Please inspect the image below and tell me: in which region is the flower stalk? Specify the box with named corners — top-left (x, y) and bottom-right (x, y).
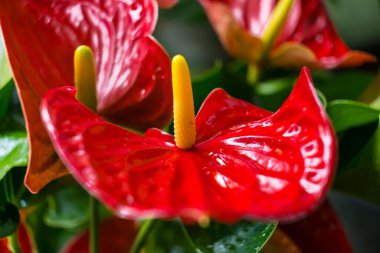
top-left (130, 219), bottom-right (157, 253)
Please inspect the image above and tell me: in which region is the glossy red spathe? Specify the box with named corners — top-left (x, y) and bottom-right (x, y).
top-left (41, 68), bottom-right (336, 222)
top-left (199, 0), bottom-right (376, 69)
top-left (0, 0), bottom-right (172, 193)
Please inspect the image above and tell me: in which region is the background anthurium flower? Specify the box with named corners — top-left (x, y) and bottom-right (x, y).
top-left (0, 0), bottom-right (172, 193)
top-left (40, 67), bottom-right (336, 222)
top-left (198, 0), bottom-right (376, 69)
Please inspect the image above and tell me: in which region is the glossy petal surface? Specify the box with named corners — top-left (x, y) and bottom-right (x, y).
top-left (0, 0), bottom-right (172, 192)
top-left (41, 68), bottom-right (336, 222)
top-left (281, 200), bottom-right (353, 253)
top-left (199, 0), bottom-right (375, 68)
top-left (61, 217), bottom-right (137, 253)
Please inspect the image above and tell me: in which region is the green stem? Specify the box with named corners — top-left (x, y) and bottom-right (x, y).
top-left (130, 219), bottom-right (157, 253)
top-left (89, 197), bottom-right (99, 253)
top-left (15, 185), bottom-right (26, 204)
top-left (178, 222), bottom-right (205, 253)
top-left (4, 172), bottom-right (22, 253)
top-left (247, 63), bottom-right (261, 86)
top-left (7, 172), bottom-right (16, 204)
top-left (2, 176), bottom-right (10, 202)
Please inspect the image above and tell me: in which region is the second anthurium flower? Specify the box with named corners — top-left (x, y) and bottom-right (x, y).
top-left (41, 55), bottom-right (337, 222)
top-left (198, 0), bottom-right (376, 69)
top-left (0, 0), bottom-right (172, 193)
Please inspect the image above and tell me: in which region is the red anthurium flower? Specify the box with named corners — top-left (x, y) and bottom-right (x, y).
top-left (198, 0), bottom-right (375, 69)
top-left (40, 55), bottom-right (336, 222)
top-left (281, 200), bottom-right (353, 253)
top-left (0, 0), bottom-right (172, 193)
top-left (61, 217), bottom-right (137, 253)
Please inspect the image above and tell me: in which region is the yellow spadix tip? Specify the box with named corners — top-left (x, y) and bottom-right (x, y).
top-left (74, 45), bottom-right (97, 111)
top-left (172, 55), bottom-right (196, 149)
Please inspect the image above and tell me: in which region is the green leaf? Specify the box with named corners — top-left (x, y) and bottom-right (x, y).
top-left (0, 81), bottom-right (13, 121)
top-left (0, 203), bottom-right (20, 238)
top-left (192, 61), bottom-right (225, 111)
top-left (0, 96), bottom-right (28, 181)
top-left (0, 131), bottom-right (28, 181)
top-left (333, 119), bottom-right (380, 207)
top-left (144, 220), bottom-right (196, 253)
top-left (327, 100), bottom-right (380, 132)
top-left (44, 185), bottom-right (90, 229)
top-left (26, 202), bottom-right (81, 253)
top-left (0, 32), bottom-right (13, 90)
top-left (187, 221), bottom-right (277, 253)
top-left (144, 215), bottom-right (276, 253)
top-left (328, 101), bottom-right (380, 207)
top-left (251, 69), bottom-right (373, 112)
top-left (253, 75), bottom-right (295, 111)
top-left (316, 89), bottom-right (328, 108)
top-left (192, 61), bottom-right (252, 112)
top-left (312, 70), bottom-right (375, 101)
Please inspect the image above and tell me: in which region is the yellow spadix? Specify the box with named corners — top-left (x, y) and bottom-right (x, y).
top-left (172, 55), bottom-right (196, 149)
top-left (74, 45), bottom-right (97, 111)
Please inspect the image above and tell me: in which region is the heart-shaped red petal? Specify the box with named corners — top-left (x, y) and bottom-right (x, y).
top-left (41, 68), bottom-right (336, 222)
